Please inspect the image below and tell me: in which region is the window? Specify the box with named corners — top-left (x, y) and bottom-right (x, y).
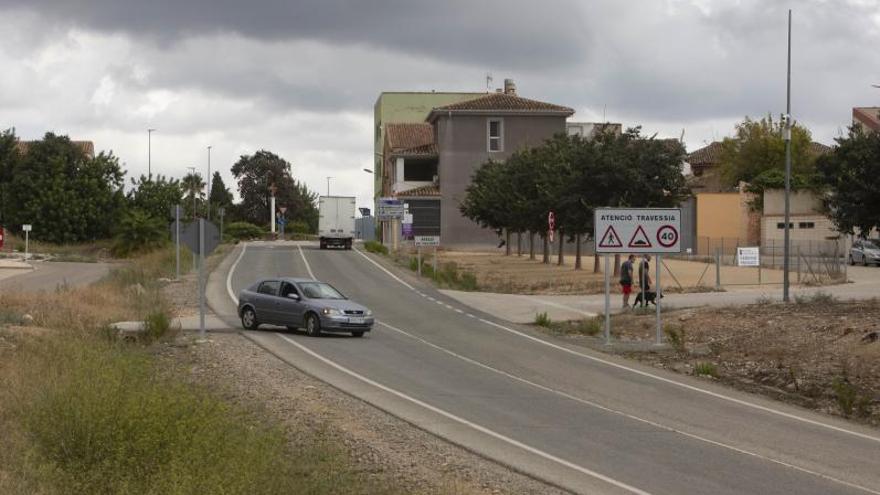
top-left (257, 280), bottom-right (280, 296)
top-left (488, 119), bottom-right (503, 152)
top-left (403, 159), bottom-right (437, 181)
top-left (776, 222), bottom-right (793, 229)
top-left (280, 282), bottom-right (299, 298)
top-left (798, 222), bottom-right (815, 229)
top-left (299, 282), bottom-right (346, 300)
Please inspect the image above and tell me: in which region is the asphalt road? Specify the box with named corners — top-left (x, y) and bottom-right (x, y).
top-left (210, 241), bottom-right (880, 495)
top-left (0, 261), bottom-right (110, 292)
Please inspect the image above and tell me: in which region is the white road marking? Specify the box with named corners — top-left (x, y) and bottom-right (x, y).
top-left (226, 242), bottom-right (248, 304)
top-left (275, 332), bottom-right (651, 495)
top-left (297, 243), bottom-right (317, 279)
top-left (530, 297), bottom-right (597, 318)
top-left (352, 246), bottom-right (417, 290)
top-left (351, 244), bottom-right (880, 445)
top-left (455, 309), bottom-right (464, 314)
top-left (377, 320), bottom-right (880, 495)
top-left (229, 242), bottom-right (880, 495)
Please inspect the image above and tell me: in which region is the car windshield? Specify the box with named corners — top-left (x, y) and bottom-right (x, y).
top-left (299, 282), bottom-right (346, 300)
top-left (864, 240), bottom-right (879, 250)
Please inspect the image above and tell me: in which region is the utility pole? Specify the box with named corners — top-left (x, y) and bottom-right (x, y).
top-left (783, 9), bottom-right (793, 303)
top-left (326, 176), bottom-right (333, 196)
top-left (187, 166), bottom-right (198, 269)
top-left (147, 128), bottom-right (156, 177)
top-left (206, 145), bottom-right (212, 221)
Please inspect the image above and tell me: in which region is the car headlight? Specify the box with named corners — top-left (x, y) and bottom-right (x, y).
top-left (321, 308), bottom-right (342, 316)
top-left (365, 309), bottom-right (373, 316)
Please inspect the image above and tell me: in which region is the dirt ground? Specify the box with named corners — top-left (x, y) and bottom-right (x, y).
top-left (556, 298), bottom-right (880, 426)
top-left (435, 250), bottom-right (841, 294)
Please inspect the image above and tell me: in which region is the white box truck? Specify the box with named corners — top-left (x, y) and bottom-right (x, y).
top-left (318, 196), bottom-right (356, 250)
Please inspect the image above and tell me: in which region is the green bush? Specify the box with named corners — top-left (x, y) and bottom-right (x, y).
top-left (534, 312), bottom-right (552, 327)
top-left (224, 221), bottom-right (265, 240)
top-left (288, 220), bottom-right (311, 234)
top-left (142, 309), bottom-right (174, 342)
top-left (664, 325), bottom-right (688, 354)
top-left (694, 362), bottom-right (719, 378)
top-left (111, 209), bottom-right (169, 258)
top-left (363, 241), bottom-right (388, 255)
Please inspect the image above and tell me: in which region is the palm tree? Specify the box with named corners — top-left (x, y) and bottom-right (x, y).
top-left (181, 172), bottom-right (205, 219)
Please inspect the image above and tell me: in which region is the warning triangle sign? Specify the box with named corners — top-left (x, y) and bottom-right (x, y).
top-left (598, 225), bottom-right (623, 248)
top-left (627, 225), bottom-right (652, 248)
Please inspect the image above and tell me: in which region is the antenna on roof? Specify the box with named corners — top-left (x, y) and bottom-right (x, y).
top-left (680, 128), bottom-right (685, 142)
top-left (486, 73), bottom-right (493, 92)
top-left (603, 104), bottom-right (607, 122)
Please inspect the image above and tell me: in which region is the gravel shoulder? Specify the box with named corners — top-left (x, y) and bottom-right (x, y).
top-left (161, 245), bottom-right (568, 495)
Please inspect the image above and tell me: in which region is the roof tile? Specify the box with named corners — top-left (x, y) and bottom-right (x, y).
top-left (432, 92), bottom-right (574, 114)
top-left (394, 185), bottom-right (440, 198)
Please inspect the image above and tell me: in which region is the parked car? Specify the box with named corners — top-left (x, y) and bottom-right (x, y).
top-left (238, 277), bottom-right (374, 337)
top-left (849, 239), bottom-right (880, 266)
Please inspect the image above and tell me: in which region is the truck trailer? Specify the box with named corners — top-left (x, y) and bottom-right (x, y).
top-left (318, 196), bottom-right (356, 249)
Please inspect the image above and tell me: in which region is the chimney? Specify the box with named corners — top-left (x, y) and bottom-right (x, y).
top-left (503, 78), bottom-right (516, 95)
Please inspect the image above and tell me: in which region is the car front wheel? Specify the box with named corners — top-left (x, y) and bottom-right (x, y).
top-left (305, 313), bottom-right (322, 337)
top-left (849, 255), bottom-right (855, 266)
top-left (241, 307), bottom-right (259, 330)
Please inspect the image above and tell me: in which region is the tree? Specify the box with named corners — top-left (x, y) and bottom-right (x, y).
top-left (816, 125), bottom-right (880, 237)
top-left (3, 133), bottom-right (125, 243)
top-left (0, 128), bottom-right (21, 224)
top-left (208, 171), bottom-right (233, 219)
top-left (127, 174), bottom-right (183, 222)
top-left (718, 115), bottom-right (816, 187)
top-left (230, 150), bottom-right (319, 232)
top-left (111, 209), bottom-right (169, 257)
top-left (181, 172), bottom-right (205, 219)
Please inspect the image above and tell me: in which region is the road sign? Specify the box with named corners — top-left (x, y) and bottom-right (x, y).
top-left (377, 197), bottom-right (405, 220)
top-left (594, 208), bottom-right (681, 254)
top-left (279, 206), bottom-right (287, 214)
top-left (22, 224), bottom-right (32, 232)
top-left (737, 247), bottom-right (760, 267)
top-left (180, 220), bottom-right (220, 255)
top-left (414, 235), bottom-right (440, 247)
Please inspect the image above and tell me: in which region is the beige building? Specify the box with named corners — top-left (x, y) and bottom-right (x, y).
top-left (695, 190), bottom-right (758, 253)
top-left (853, 107), bottom-right (880, 134)
top-left (760, 190), bottom-right (843, 255)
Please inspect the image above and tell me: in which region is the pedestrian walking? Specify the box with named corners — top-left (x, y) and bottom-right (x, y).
top-left (638, 254), bottom-right (652, 307)
top-left (619, 254), bottom-right (635, 308)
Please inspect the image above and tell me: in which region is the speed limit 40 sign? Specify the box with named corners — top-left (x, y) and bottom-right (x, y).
top-left (594, 208), bottom-right (681, 254)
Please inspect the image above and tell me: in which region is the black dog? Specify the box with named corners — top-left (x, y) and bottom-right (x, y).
top-left (632, 290), bottom-right (663, 307)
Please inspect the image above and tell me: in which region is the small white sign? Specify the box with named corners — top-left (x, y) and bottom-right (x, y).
top-left (737, 247), bottom-right (760, 267)
top-left (22, 224), bottom-right (32, 232)
top-left (594, 208), bottom-right (681, 254)
top-left (414, 235), bottom-right (440, 247)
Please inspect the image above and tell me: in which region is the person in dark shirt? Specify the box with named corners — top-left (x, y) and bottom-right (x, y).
top-left (619, 254), bottom-right (635, 308)
top-left (638, 254), bottom-right (652, 307)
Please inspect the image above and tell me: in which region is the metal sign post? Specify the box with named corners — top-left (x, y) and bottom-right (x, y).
top-left (656, 254), bottom-right (662, 345)
top-left (417, 247), bottom-right (422, 276)
top-left (603, 254), bottom-right (610, 345)
top-left (199, 219), bottom-right (206, 336)
top-left (22, 224), bottom-right (32, 260)
top-left (175, 205), bottom-right (181, 279)
top-left (594, 208), bottom-right (681, 346)
top-left (219, 207), bottom-right (225, 242)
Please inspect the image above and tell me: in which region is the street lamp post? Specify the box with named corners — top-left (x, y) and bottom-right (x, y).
top-left (206, 145), bottom-right (212, 221)
top-left (187, 166), bottom-right (197, 269)
top-left (326, 176), bottom-right (333, 196)
top-left (783, 9), bottom-right (793, 303)
top-left (148, 128), bottom-right (156, 177)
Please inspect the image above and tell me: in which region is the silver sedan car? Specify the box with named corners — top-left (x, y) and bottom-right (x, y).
top-left (238, 277), bottom-right (374, 337)
top-left (850, 239), bottom-right (880, 266)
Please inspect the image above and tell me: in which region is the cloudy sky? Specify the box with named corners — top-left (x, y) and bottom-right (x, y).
top-left (1, 0), bottom-right (878, 209)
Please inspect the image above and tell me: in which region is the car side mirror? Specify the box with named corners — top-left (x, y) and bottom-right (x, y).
top-left (287, 293), bottom-right (300, 300)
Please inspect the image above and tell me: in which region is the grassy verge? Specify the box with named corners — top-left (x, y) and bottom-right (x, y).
top-left (361, 242), bottom-right (479, 291)
top-left (0, 245), bottom-right (400, 494)
top-left (1, 234), bottom-right (112, 262)
top-left (532, 312), bottom-right (603, 337)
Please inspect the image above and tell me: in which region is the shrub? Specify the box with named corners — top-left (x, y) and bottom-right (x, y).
top-left (664, 325), bottom-right (688, 354)
top-left (288, 220), bottom-right (311, 234)
top-left (534, 312), bottom-right (552, 327)
top-left (832, 377), bottom-right (857, 417)
top-left (224, 221), bottom-right (264, 241)
top-left (142, 309), bottom-right (174, 342)
top-left (363, 241), bottom-right (388, 255)
top-left (111, 209), bottom-right (169, 258)
top-left (694, 362), bottom-right (719, 378)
